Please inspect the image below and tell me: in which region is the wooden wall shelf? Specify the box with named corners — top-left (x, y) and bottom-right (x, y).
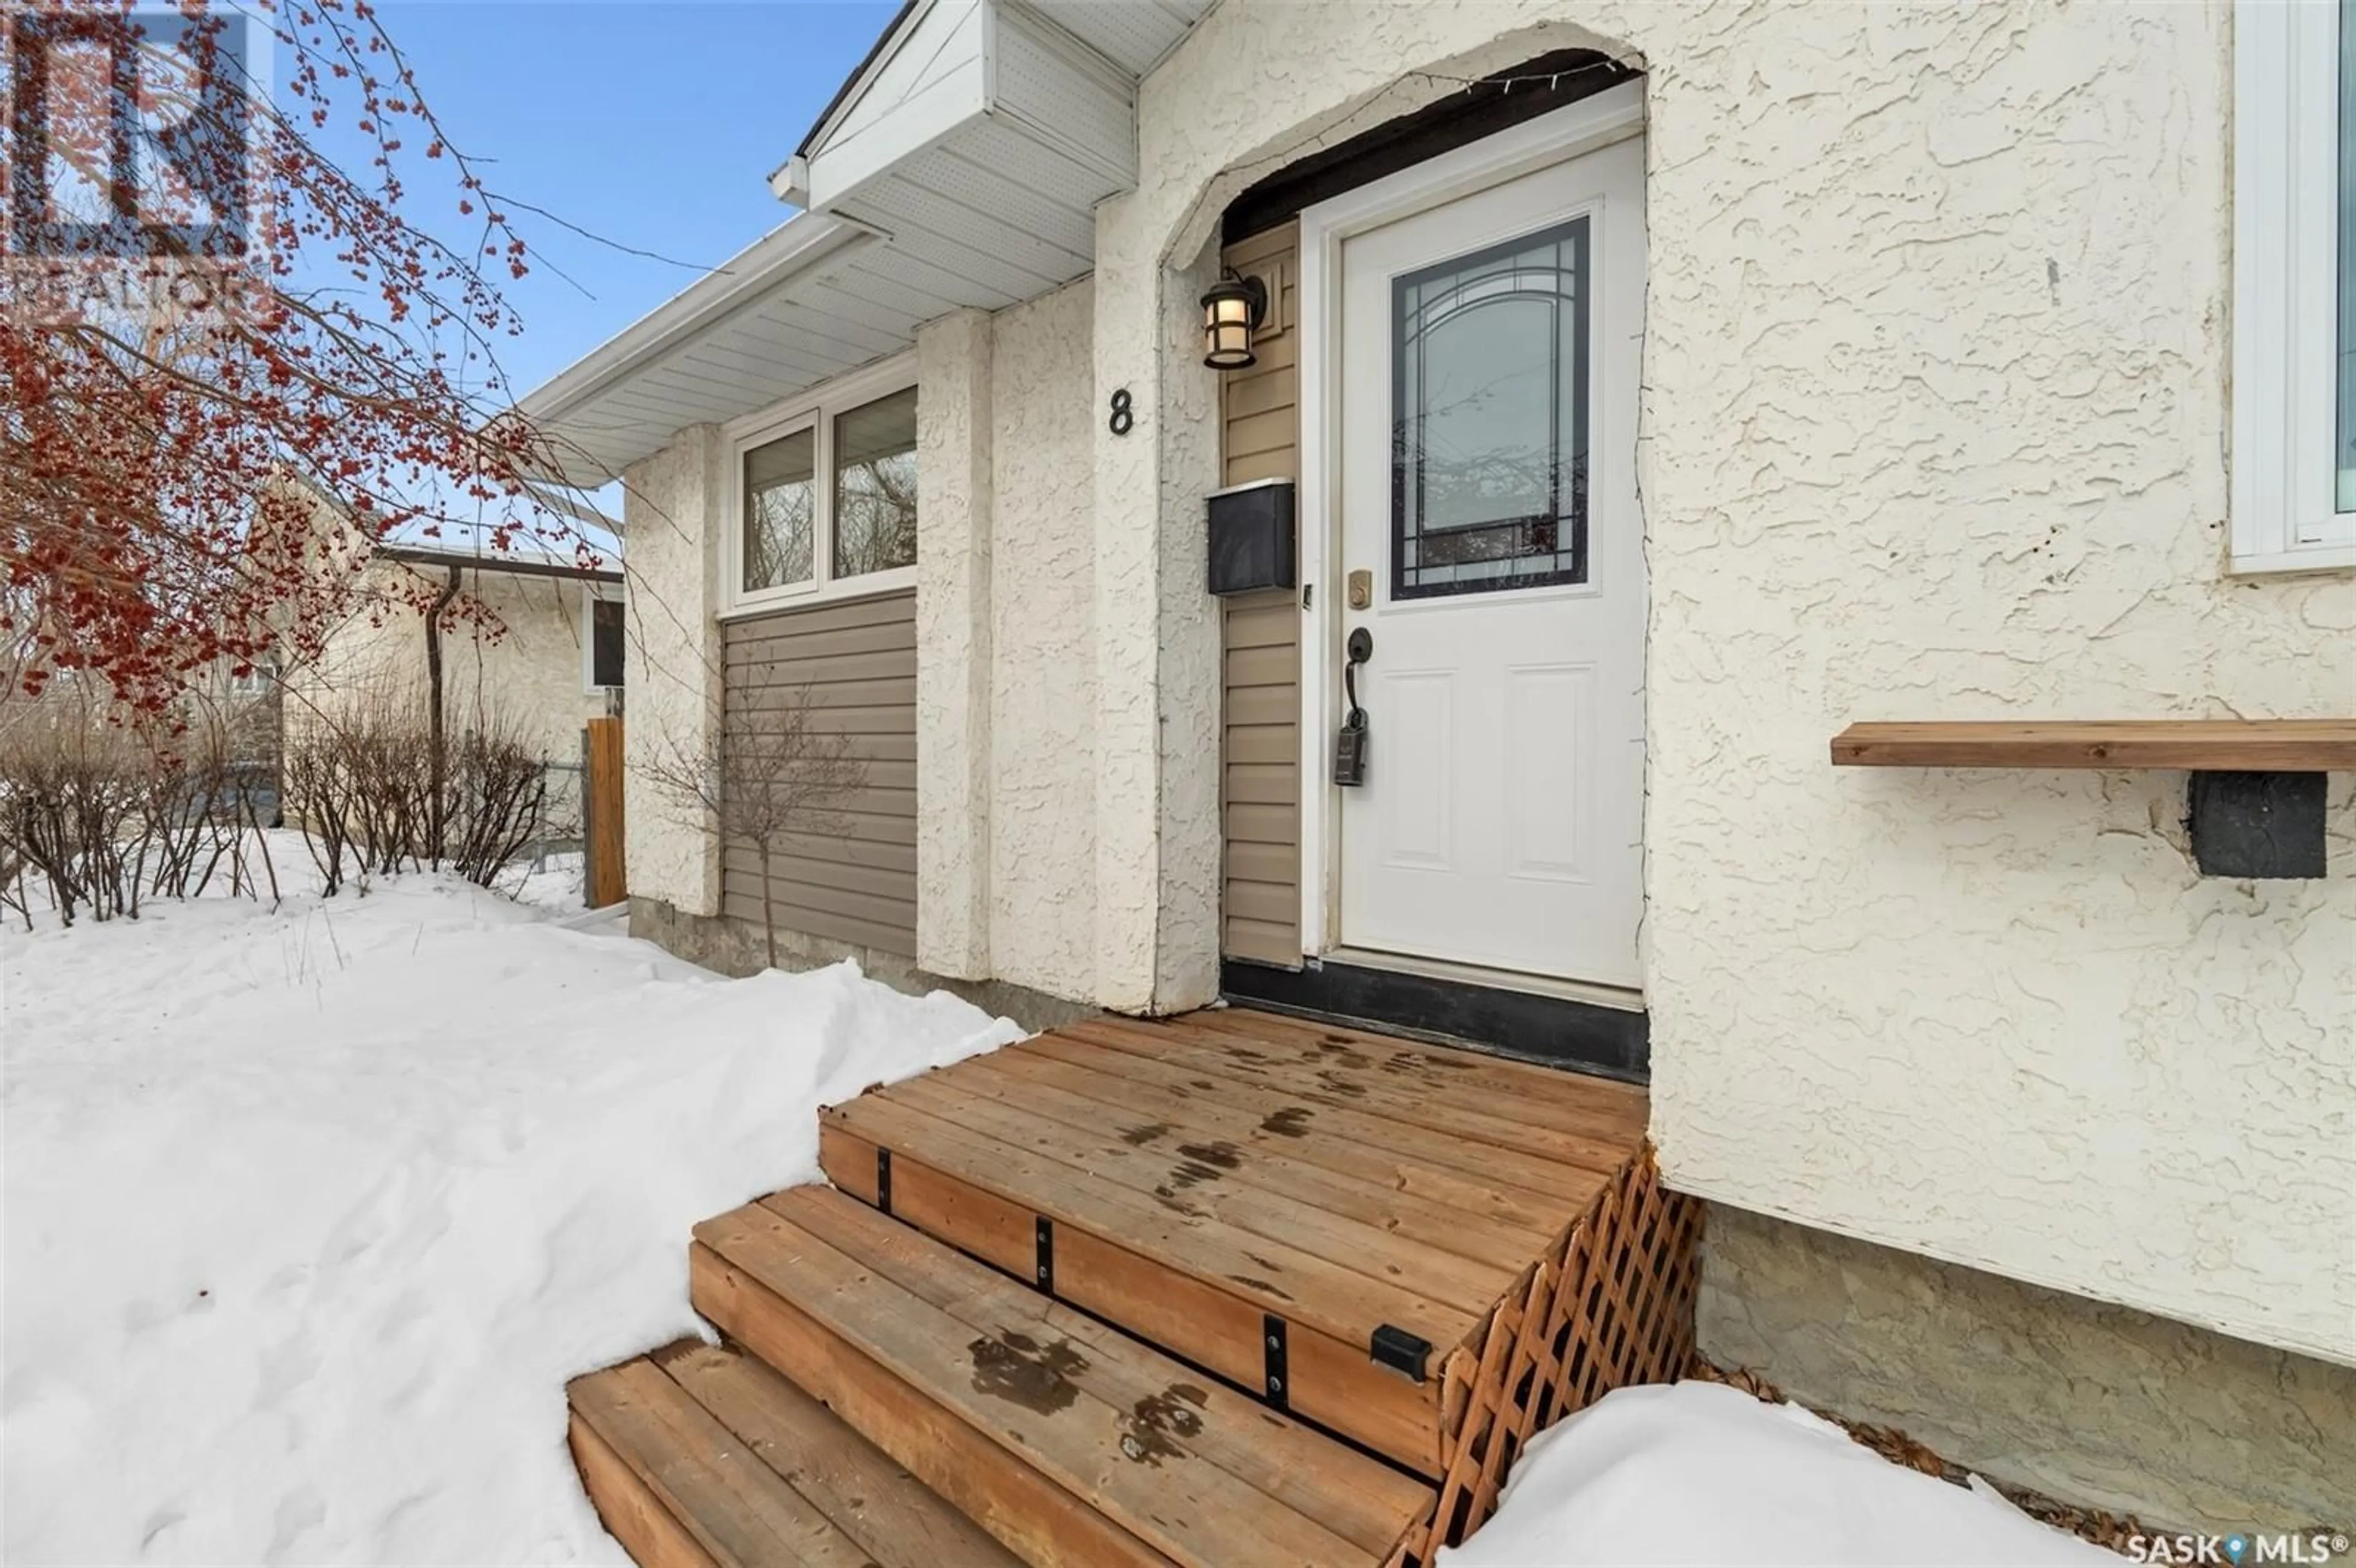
top-left (1830, 720), bottom-right (2356, 773)
top-left (1830, 720), bottom-right (2351, 878)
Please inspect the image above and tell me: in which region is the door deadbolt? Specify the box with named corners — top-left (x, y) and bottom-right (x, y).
top-left (1346, 569), bottom-right (1372, 610)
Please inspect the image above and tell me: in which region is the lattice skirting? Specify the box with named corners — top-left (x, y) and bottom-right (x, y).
top-left (1387, 1145), bottom-right (1704, 1567)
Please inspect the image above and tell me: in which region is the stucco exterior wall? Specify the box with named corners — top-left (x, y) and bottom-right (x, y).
top-left (1086, 213), bottom-right (1226, 1015)
top-left (914, 309), bottom-right (995, 979)
top-left (1104, 0), bottom-right (2356, 1362)
top-left (985, 279), bottom-right (1101, 997)
top-left (439, 571), bottom-right (610, 767)
top-left (287, 559), bottom-right (609, 774)
top-left (620, 426), bottom-right (726, 916)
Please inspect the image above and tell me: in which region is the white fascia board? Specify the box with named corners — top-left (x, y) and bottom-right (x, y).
top-left (798, 0), bottom-right (1145, 215)
top-left (516, 215), bottom-right (873, 430)
top-left (802, 0), bottom-right (990, 213)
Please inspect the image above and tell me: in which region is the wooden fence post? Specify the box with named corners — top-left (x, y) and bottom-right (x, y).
top-left (585, 716), bottom-right (627, 909)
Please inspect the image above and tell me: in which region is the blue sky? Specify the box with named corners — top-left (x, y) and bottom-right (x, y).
top-left (314, 1), bottom-right (898, 404)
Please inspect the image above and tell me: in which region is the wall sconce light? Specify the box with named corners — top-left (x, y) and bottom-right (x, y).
top-left (1201, 270), bottom-right (1269, 371)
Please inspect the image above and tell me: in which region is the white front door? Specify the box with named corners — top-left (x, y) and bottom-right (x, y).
top-left (1331, 134), bottom-right (1646, 990)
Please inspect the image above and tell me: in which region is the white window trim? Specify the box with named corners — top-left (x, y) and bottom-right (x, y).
top-left (2231, 0), bottom-right (2356, 574)
top-left (582, 582), bottom-right (623, 693)
top-left (722, 353), bottom-right (920, 617)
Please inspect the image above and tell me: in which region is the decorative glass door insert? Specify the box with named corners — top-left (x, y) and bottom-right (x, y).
top-left (1390, 217), bottom-right (1590, 599)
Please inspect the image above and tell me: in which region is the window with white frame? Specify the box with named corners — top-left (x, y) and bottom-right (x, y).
top-left (730, 364), bottom-right (918, 611)
top-left (2233, 0), bottom-right (2356, 572)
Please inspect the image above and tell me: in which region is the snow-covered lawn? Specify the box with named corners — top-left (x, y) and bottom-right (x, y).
top-left (2, 845), bottom-right (1021, 1564)
top-left (1443, 1380), bottom-right (2119, 1566)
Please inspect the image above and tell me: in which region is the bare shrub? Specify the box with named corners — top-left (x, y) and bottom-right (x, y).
top-left (0, 694), bottom-right (145, 924)
top-left (641, 674), bottom-right (867, 972)
top-left (282, 719), bottom-right (360, 897)
top-left (444, 728), bottom-right (549, 886)
top-left (134, 704), bottom-right (281, 907)
top-left (0, 686), bottom-right (277, 924)
top-left (281, 682), bottom-right (549, 893)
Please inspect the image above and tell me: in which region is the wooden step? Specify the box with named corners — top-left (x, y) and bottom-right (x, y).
top-left (690, 1183), bottom-right (1436, 1568)
top-left (568, 1339), bottom-right (1023, 1568)
top-left (817, 1009), bottom-right (1655, 1476)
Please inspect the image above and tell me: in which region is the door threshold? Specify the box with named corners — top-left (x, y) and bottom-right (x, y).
top-left (1322, 946), bottom-right (1644, 1013)
top-left (1220, 954), bottom-right (1649, 1082)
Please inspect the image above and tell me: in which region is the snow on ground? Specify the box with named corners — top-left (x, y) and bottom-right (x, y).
top-left (496, 848), bottom-right (588, 916)
top-left (1441, 1380), bottom-right (2120, 1567)
top-left (2, 838), bottom-right (1023, 1564)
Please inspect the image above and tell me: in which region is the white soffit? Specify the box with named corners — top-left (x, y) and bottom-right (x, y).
top-left (521, 0), bottom-right (1213, 486)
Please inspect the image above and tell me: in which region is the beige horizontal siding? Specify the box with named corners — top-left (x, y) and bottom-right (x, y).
top-left (720, 590), bottom-right (917, 957)
top-left (1218, 221), bottom-right (1307, 970)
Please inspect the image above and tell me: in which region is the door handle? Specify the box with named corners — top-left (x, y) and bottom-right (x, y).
top-left (1334, 629), bottom-right (1372, 787)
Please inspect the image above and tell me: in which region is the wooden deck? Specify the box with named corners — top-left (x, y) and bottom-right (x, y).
top-left (572, 1006), bottom-right (1703, 1567)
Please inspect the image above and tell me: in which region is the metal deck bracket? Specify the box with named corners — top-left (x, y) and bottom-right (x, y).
top-left (1263, 1313), bottom-right (1289, 1409)
top-left (1034, 1215), bottom-right (1055, 1293)
top-left (1371, 1323), bottom-right (1433, 1383)
top-left (875, 1147), bottom-right (893, 1215)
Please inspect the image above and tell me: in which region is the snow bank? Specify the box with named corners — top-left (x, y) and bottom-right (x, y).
top-left (1439, 1381), bottom-right (2120, 1567)
top-left (2, 858), bottom-right (1023, 1564)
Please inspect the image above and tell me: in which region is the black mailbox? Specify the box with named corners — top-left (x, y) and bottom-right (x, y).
top-left (1206, 478), bottom-right (1296, 596)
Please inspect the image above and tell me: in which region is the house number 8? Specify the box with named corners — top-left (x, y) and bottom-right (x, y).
top-left (1107, 388), bottom-right (1134, 436)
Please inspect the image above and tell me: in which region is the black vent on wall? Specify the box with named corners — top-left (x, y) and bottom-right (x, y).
top-left (1221, 49), bottom-right (1639, 245)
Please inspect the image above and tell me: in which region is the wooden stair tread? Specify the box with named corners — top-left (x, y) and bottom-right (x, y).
top-left (569, 1350), bottom-right (995, 1567)
top-left (1016, 1029), bottom-right (1612, 1198)
top-left (1169, 1009), bottom-right (1651, 1127)
top-left (1169, 1005), bottom-right (1650, 1102)
top-left (824, 1086), bottom-right (1485, 1352)
top-left (1072, 1017), bottom-right (1644, 1168)
top-left (693, 1185), bottom-right (1434, 1568)
top-left (932, 1050), bottom-right (1551, 1270)
top-left (962, 1045), bottom-right (1576, 1239)
top-left (650, 1340), bottom-right (1028, 1566)
top-left (877, 1068), bottom-right (1525, 1306)
top-left (569, 1412), bottom-right (721, 1568)
top-left (761, 1185), bottom-right (1437, 1547)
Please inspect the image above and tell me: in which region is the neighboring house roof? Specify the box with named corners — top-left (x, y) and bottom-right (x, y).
top-left (518, 0), bottom-right (1214, 485)
top-left (377, 542), bottom-right (622, 587)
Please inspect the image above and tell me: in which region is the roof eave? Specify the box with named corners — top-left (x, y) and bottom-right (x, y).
top-left (516, 215), bottom-right (871, 432)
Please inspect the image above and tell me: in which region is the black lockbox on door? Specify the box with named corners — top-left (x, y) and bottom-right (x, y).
top-left (1206, 478), bottom-right (1296, 595)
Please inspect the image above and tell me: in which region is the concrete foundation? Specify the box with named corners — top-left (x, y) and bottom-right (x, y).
top-left (1698, 1202), bottom-right (2356, 1534)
